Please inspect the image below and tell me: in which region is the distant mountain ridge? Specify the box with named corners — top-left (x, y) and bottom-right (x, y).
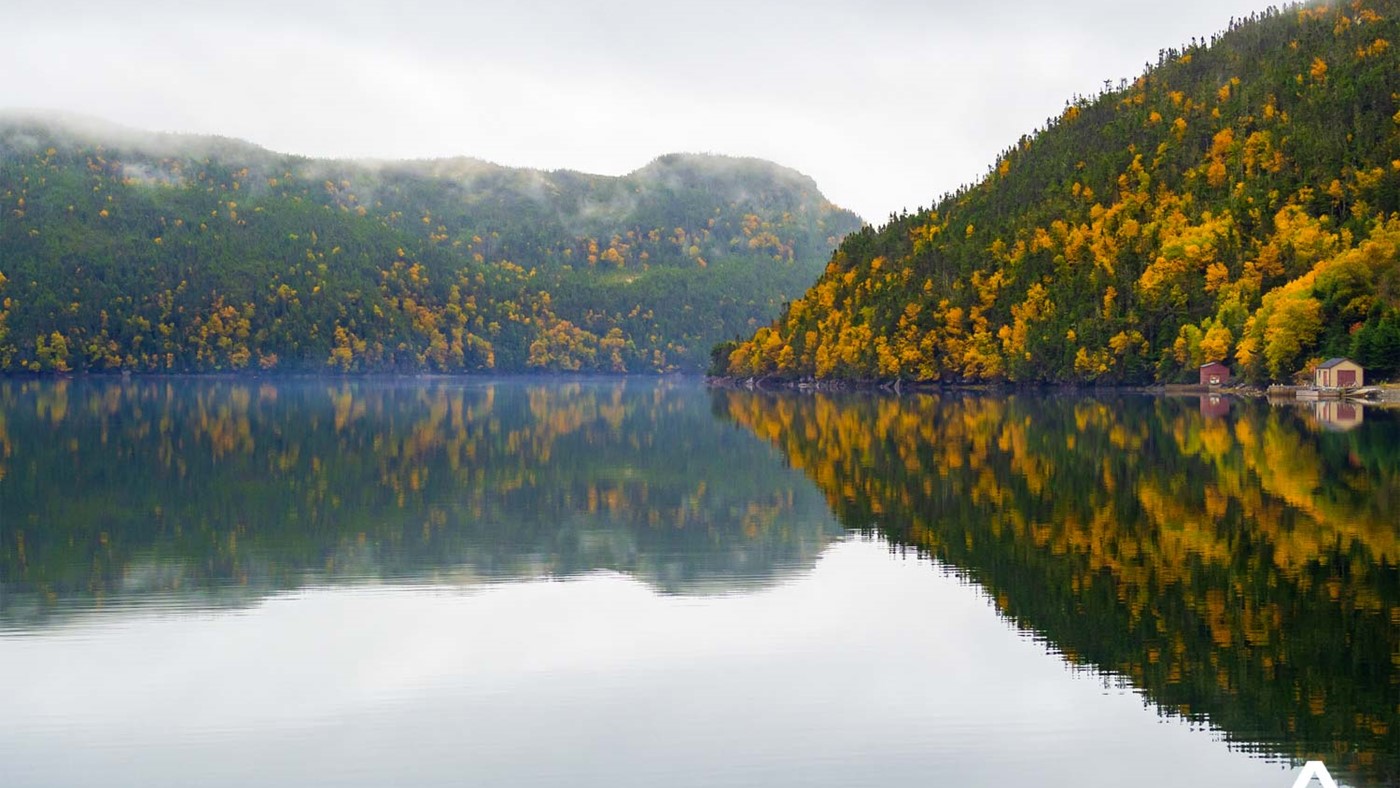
top-left (0, 111), bottom-right (861, 373)
top-left (718, 0), bottom-right (1400, 384)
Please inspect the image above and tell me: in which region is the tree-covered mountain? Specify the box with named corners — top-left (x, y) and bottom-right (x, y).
top-left (0, 114), bottom-right (861, 373)
top-left (718, 0), bottom-right (1400, 384)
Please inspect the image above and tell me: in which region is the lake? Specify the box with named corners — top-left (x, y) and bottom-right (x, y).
top-left (0, 378), bottom-right (1395, 787)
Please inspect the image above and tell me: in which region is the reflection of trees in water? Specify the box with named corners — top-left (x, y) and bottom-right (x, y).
top-left (0, 379), bottom-right (842, 623)
top-left (717, 390), bottom-right (1400, 787)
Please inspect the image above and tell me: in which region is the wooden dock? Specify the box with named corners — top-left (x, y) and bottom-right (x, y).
top-left (1295, 386), bottom-right (1379, 400)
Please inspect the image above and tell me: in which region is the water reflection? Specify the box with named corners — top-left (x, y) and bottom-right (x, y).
top-left (1310, 399), bottom-right (1366, 432)
top-left (716, 390), bottom-right (1400, 787)
top-left (0, 378), bottom-right (843, 627)
top-left (0, 539), bottom-right (1295, 788)
top-left (3, 379), bottom-right (1396, 786)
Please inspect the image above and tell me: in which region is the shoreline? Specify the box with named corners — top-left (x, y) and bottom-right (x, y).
top-left (704, 375), bottom-right (1272, 398)
top-left (705, 375), bottom-right (1400, 404)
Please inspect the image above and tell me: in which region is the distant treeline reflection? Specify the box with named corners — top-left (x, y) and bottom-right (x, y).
top-left (0, 379), bottom-right (841, 622)
top-left (715, 389), bottom-right (1399, 786)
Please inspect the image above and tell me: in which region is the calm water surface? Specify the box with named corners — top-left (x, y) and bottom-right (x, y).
top-left (0, 379), bottom-right (1395, 787)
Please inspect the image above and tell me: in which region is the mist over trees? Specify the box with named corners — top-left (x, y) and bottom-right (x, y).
top-left (0, 114), bottom-right (861, 374)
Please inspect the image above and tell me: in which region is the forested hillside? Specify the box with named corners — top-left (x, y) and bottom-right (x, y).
top-left (719, 0), bottom-right (1400, 384)
top-left (0, 115), bottom-right (860, 373)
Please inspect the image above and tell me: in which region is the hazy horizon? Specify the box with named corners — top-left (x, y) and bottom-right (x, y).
top-left (8, 0), bottom-right (1281, 222)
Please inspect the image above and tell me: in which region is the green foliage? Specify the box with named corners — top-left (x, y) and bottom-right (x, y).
top-left (1351, 304), bottom-right (1400, 374)
top-left (723, 0), bottom-right (1400, 384)
top-left (0, 118), bottom-right (861, 373)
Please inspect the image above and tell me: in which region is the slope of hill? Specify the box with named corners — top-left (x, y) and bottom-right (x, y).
top-left (718, 0), bottom-right (1400, 384)
top-left (0, 114), bottom-right (861, 373)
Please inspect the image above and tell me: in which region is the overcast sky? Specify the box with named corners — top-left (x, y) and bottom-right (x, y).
top-left (6, 0), bottom-right (1278, 222)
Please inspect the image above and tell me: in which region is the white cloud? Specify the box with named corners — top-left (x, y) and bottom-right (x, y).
top-left (5, 0), bottom-right (1277, 222)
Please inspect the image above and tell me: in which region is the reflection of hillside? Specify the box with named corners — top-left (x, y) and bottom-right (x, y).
top-left (716, 390), bottom-right (1400, 787)
top-left (0, 379), bottom-right (842, 627)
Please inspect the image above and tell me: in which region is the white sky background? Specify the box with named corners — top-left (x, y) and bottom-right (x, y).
top-left (6, 0), bottom-right (1279, 223)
